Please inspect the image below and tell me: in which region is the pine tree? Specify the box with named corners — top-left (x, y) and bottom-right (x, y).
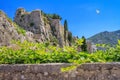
top-left (64, 20), bottom-right (68, 43)
top-left (68, 31), bottom-right (73, 46)
top-left (81, 36), bottom-right (87, 51)
top-left (68, 31), bottom-right (72, 42)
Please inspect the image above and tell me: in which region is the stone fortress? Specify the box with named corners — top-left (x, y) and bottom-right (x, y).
top-left (0, 8), bottom-right (71, 47)
top-left (0, 8), bottom-right (97, 52)
top-left (14, 8), bottom-right (66, 47)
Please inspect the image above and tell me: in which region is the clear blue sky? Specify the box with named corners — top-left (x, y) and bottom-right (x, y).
top-left (0, 0), bottom-right (120, 38)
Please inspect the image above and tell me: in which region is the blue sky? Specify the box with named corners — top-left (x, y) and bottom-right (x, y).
top-left (0, 0), bottom-right (120, 38)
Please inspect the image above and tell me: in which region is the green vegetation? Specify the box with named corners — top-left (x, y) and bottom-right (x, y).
top-left (88, 30), bottom-right (120, 46)
top-left (43, 16), bottom-right (49, 25)
top-left (0, 39), bottom-right (120, 64)
top-left (52, 14), bottom-right (62, 20)
top-left (4, 13), bottom-right (26, 36)
top-left (0, 10), bottom-right (2, 14)
top-left (63, 20), bottom-right (73, 45)
top-left (7, 17), bottom-right (13, 24)
top-left (81, 36), bottom-right (87, 52)
top-left (18, 10), bottom-right (21, 14)
top-left (13, 23), bottom-right (26, 36)
top-left (64, 20), bottom-right (68, 43)
top-left (68, 31), bottom-right (73, 44)
top-left (41, 11), bottom-right (62, 25)
top-left (41, 11), bottom-right (62, 20)
top-left (1, 10), bottom-right (120, 65)
top-left (50, 36), bottom-right (58, 46)
top-left (5, 14), bottom-right (13, 24)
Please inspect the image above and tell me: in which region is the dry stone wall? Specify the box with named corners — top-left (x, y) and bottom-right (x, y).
top-left (0, 63), bottom-right (120, 80)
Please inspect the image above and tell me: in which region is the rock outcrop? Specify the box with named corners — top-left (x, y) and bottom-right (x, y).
top-left (14, 8), bottom-right (66, 47)
top-left (0, 8), bottom-right (72, 47)
top-left (14, 8), bottom-right (49, 42)
top-left (50, 19), bottom-right (64, 47)
top-left (0, 10), bottom-right (24, 46)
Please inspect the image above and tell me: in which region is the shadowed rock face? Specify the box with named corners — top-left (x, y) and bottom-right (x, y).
top-left (14, 8), bottom-right (65, 47)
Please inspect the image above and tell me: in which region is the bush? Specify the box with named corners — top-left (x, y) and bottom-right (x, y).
top-left (13, 23), bottom-right (26, 36)
top-left (0, 40), bottom-right (120, 64)
top-left (41, 11), bottom-right (62, 20)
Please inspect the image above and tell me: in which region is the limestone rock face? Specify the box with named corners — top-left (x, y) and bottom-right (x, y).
top-left (50, 19), bottom-right (64, 47)
top-left (14, 8), bottom-right (65, 47)
top-left (0, 11), bottom-right (20, 46)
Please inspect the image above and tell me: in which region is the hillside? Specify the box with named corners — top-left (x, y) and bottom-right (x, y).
top-left (88, 30), bottom-right (120, 45)
top-left (0, 8), bottom-right (73, 47)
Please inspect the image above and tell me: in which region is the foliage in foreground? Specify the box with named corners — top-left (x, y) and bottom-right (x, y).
top-left (0, 40), bottom-right (120, 64)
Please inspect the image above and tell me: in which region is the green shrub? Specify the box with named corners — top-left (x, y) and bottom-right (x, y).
top-left (0, 40), bottom-right (120, 64)
top-left (13, 23), bottom-right (26, 36)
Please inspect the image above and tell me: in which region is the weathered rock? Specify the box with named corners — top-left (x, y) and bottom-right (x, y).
top-left (14, 8), bottom-right (48, 42)
top-left (0, 10), bottom-right (20, 46)
top-left (14, 8), bottom-right (66, 47)
top-left (0, 8), bottom-right (72, 47)
top-left (50, 19), bottom-right (64, 47)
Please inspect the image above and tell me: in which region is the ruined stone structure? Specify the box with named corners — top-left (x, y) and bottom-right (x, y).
top-left (14, 8), bottom-right (65, 47)
top-left (0, 63), bottom-right (120, 80)
top-left (0, 8), bottom-right (96, 50)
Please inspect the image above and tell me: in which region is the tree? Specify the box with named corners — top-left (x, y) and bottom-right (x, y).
top-left (68, 31), bottom-right (72, 45)
top-left (52, 14), bottom-right (62, 20)
top-left (64, 20), bottom-right (68, 43)
top-left (81, 36), bottom-right (87, 51)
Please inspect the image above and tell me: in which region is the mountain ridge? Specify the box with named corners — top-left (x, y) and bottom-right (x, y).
top-left (88, 30), bottom-right (120, 45)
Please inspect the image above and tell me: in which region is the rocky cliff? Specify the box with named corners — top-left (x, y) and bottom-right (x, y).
top-left (0, 10), bottom-right (25, 46)
top-left (14, 8), bottom-right (66, 47)
top-left (0, 8), bottom-right (71, 47)
top-left (14, 8), bottom-right (48, 42)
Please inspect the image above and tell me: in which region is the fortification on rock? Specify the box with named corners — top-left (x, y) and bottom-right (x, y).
top-left (14, 8), bottom-right (66, 47)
